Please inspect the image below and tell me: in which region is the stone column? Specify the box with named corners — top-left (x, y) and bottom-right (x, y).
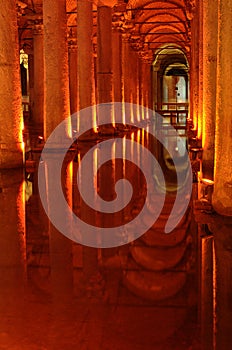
top-left (77, 0), bottom-right (95, 135)
top-left (43, 0), bottom-right (73, 312)
top-left (157, 72), bottom-right (163, 110)
top-left (0, 0), bottom-right (23, 168)
top-left (43, 0), bottom-right (71, 141)
top-left (28, 53), bottom-right (34, 121)
top-left (139, 55), bottom-right (152, 118)
top-left (212, 0), bottom-right (232, 216)
top-left (68, 39), bottom-right (78, 116)
top-left (97, 2), bottom-right (116, 134)
top-left (33, 20), bottom-right (44, 134)
top-left (112, 29), bottom-right (122, 103)
top-left (202, 0), bottom-right (218, 180)
top-left (197, 0), bottom-right (203, 139)
top-left (189, 3), bottom-right (199, 130)
top-left (122, 35), bottom-right (131, 106)
top-left (112, 28), bottom-right (124, 128)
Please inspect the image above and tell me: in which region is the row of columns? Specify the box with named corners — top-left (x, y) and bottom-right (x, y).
top-left (190, 0), bottom-right (232, 217)
top-left (0, 0), bottom-right (153, 169)
top-left (190, 2), bottom-right (232, 349)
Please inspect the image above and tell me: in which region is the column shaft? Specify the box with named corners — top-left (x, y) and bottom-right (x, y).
top-left (33, 23), bottom-right (44, 134)
top-left (122, 37), bottom-right (130, 104)
top-left (97, 5), bottom-right (114, 133)
top-left (68, 43), bottom-right (78, 115)
top-left (43, 0), bottom-right (70, 140)
top-left (202, 0), bottom-right (218, 179)
top-left (112, 30), bottom-right (122, 103)
top-left (190, 6), bottom-right (199, 130)
top-left (97, 6), bottom-right (113, 104)
top-left (77, 0), bottom-right (94, 110)
top-left (197, 0), bottom-right (203, 139)
top-left (0, 0), bottom-right (23, 168)
top-left (212, 0), bottom-right (232, 216)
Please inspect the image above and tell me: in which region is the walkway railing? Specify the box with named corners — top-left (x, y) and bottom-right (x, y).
top-left (155, 102), bottom-right (189, 130)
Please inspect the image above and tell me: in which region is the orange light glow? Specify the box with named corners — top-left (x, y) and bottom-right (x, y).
top-left (93, 148), bottom-right (98, 191)
top-left (122, 102), bottom-right (126, 125)
top-left (130, 102), bottom-right (135, 123)
top-left (93, 105), bottom-right (98, 133)
top-left (197, 114), bottom-right (202, 139)
top-left (19, 111), bottom-right (25, 152)
top-left (66, 161), bottom-right (73, 208)
top-left (67, 116), bottom-right (72, 139)
top-left (17, 180), bottom-right (26, 264)
top-left (213, 240), bottom-right (217, 350)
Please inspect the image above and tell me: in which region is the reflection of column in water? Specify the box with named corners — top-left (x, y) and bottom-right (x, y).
top-left (98, 140), bottom-right (116, 258)
top-left (0, 170), bottom-right (26, 327)
top-left (32, 159), bottom-right (49, 234)
top-left (79, 144), bottom-right (98, 283)
top-left (200, 233), bottom-right (214, 350)
top-left (72, 153), bottom-right (83, 272)
top-left (45, 158), bottom-right (73, 308)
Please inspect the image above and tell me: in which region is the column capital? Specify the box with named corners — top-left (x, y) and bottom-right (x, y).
top-left (33, 21), bottom-right (43, 36)
top-left (16, 0), bottom-right (27, 17)
top-left (68, 41), bottom-right (77, 53)
top-left (122, 32), bottom-right (132, 43)
top-left (112, 11), bottom-right (126, 31)
top-left (138, 50), bottom-right (153, 64)
top-left (186, 0), bottom-right (196, 20)
top-left (68, 28), bottom-right (77, 51)
top-left (27, 17), bottom-right (43, 35)
top-left (129, 34), bottom-right (144, 51)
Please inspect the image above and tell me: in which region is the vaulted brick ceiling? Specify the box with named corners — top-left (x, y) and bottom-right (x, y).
top-left (18, 0), bottom-right (193, 62)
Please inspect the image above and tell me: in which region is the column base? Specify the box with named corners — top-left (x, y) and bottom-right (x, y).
top-left (98, 125), bottom-right (116, 136)
top-left (202, 159), bottom-right (214, 181)
top-left (213, 187), bottom-right (232, 216)
top-left (0, 146), bottom-right (24, 169)
top-left (78, 130), bottom-right (99, 142)
top-left (212, 199), bottom-right (232, 216)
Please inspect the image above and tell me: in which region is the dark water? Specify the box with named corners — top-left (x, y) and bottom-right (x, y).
top-left (0, 127), bottom-right (201, 349)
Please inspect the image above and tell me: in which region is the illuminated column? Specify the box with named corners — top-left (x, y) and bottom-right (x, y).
top-left (77, 0), bottom-right (94, 111)
top-left (212, 0), bottom-right (232, 216)
top-left (132, 49), bottom-right (139, 107)
top-left (144, 58), bottom-right (153, 110)
top-left (97, 5), bottom-right (112, 104)
top-left (139, 53), bottom-right (152, 117)
top-left (190, 2), bottom-right (199, 129)
top-left (68, 38), bottom-right (78, 115)
top-left (197, 0), bottom-right (203, 139)
top-left (112, 29), bottom-right (122, 103)
top-left (28, 53), bottom-right (34, 120)
top-left (0, 0), bottom-right (23, 168)
top-left (140, 58), bottom-right (147, 120)
top-left (97, 3), bottom-right (115, 134)
top-left (33, 21), bottom-right (44, 134)
top-left (202, 0), bottom-right (218, 180)
top-left (77, 0), bottom-right (95, 137)
top-left (157, 72), bottom-right (163, 110)
top-left (43, 0), bottom-right (73, 309)
top-left (122, 35), bottom-right (131, 104)
top-left (43, 0), bottom-right (70, 140)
